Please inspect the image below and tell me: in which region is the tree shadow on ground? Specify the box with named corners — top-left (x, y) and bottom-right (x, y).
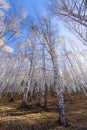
top-left (7, 103), bottom-right (59, 116)
top-left (78, 128), bottom-right (87, 130)
top-left (0, 119), bottom-right (77, 130)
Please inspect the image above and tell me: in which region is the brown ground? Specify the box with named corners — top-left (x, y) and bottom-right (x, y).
top-left (0, 93), bottom-right (87, 130)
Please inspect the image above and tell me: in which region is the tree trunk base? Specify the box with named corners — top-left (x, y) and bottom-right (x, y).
top-left (20, 101), bottom-right (28, 108)
top-left (9, 97), bottom-right (14, 102)
top-left (58, 116), bottom-right (69, 127)
top-left (37, 103), bottom-right (41, 107)
top-left (43, 104), bottom-right (48, 111)
top-left (44, 107), bottom-right (49, 111)
top-left (29, 99), bottom-right (32, 102)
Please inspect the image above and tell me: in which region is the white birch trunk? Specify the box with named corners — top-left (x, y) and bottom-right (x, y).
top-left (22, 79), bottom-right (31, 105)
top-left (22, 44), bottom-right (35, 106)
top-left (37, 81), bottom-right (42, 106)
top-left (42, 45), bottom-right (48, 110)
top-left (49, 45), bottom-right (67, 126)
top-left (10, 93), bottom-right (14, 102)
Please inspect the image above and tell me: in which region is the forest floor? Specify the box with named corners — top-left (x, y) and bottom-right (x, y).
top-left (0, 92), bottom-right (87, 130)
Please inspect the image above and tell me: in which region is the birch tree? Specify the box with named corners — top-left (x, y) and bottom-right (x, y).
top-left (42, 44), bottom-right (48, 110)
top-left (21, 40), bottom-right (36, 107)
top-left (32, 18), bottom-right (68, 126)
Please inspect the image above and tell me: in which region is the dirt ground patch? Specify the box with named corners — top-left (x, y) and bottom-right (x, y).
top-left (0, 93), bottom-right (87, 130)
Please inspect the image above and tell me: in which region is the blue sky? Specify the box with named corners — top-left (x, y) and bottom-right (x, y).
top-left (7, 0), bottom-right (86, 53)
top-left (22, 0), bottom-right (69, 35)
top-left (22, 0), bottom-right (47, 16)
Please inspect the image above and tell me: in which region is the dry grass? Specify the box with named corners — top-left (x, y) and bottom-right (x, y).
top-left (0, 93), bottom-right (87, 130)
